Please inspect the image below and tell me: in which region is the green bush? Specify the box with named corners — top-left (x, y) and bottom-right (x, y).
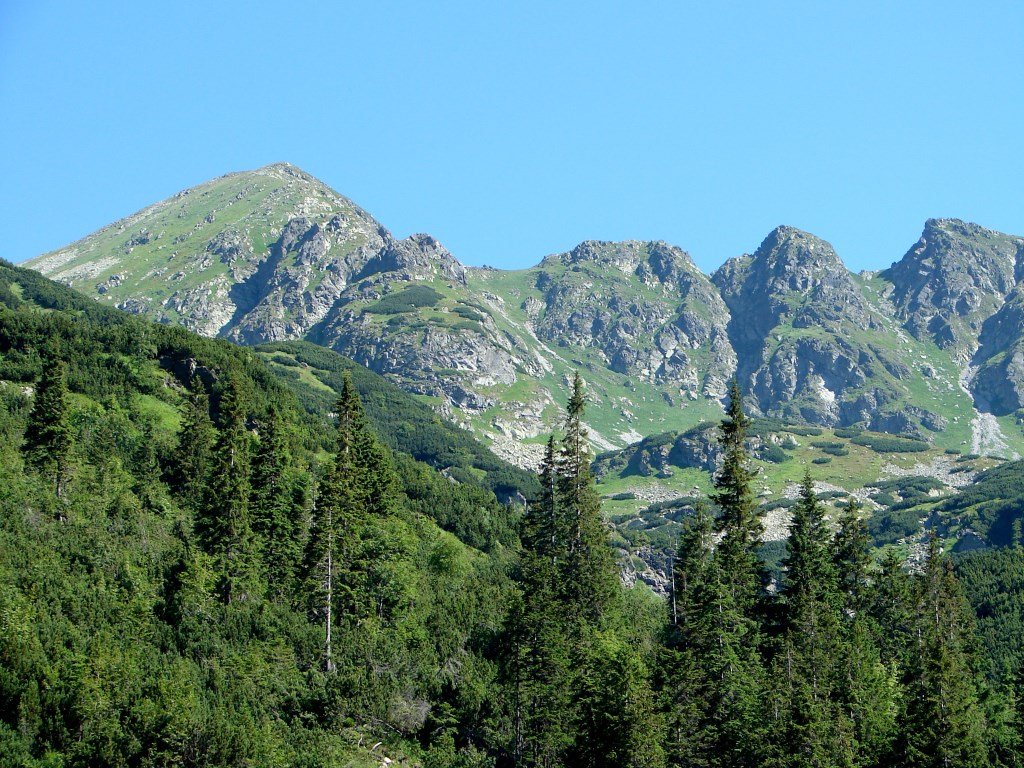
top-left (452, 305), bottom-right (486, 323)
top-left (811, 440), bottom-right (849, 456)
top-left (851, 433), bottom-right (929, 453)
top-left (759, 443), bottom-right (792, 464)
top-left (869, 508), bottom-right (922, 546)
top-left (364, 285), bottom-right (443, 314)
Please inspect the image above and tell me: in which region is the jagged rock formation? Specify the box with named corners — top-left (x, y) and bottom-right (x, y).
top-left (883, 219), bottom-right (1024, 358)
top-left (529, 240), bottom-right (736, 398)
top-left (24, 163), bottom-right (1024, 463)
top-left (712, 227), bottom-right (939, 433)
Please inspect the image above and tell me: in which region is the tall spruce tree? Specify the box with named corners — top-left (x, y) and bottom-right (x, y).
top-left (901, 536), bottom-right (990, 767)
top-left (774, 470), bottom-right (856, 767)
top-left (833, 497), bottom-right (871, 614)
top-left (693, 381), bottom-right (767, 768)
top-left (712, 380), bottom-right (763, 613)
top-left (170, 377), bottom-right (215, 509)
top-left (522, 436), bottom-right (564, 567)
top-left (251, 408), bottom-right (305, 597)
top-left (304, 474), bottom-right (338, 673)
top-left (556, 372), bottom-right (618, 625)
top-left (870, 549), bottom-right (914, 668)
top-left (506, 517), bottom-right (574, 767)
top-left (196, 380), bottom-right (257, 604)
top-left (660, 505), bottom-right (720, 766)
top-left (832, 496), bottom-right (897, 764)
top-left (23, 359), bottom-right (73, 498)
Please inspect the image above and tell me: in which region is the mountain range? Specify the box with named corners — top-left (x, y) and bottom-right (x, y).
top-left (25, 162), bottom-right (1024, 465)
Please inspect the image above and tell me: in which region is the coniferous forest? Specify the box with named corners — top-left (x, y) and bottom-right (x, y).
top-left (5, 257), bottom-right (1024, 768)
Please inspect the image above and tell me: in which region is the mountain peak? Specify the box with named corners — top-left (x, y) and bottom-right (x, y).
top-left (754, 226), bottom-right (841, 266)
top-left (543, 239), bottom-right (700, 284)
top-left (882, 219), bottom-right (1024, 352)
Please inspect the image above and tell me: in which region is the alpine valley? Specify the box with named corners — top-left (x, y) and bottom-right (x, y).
top-left (25, 164), bottom-right (1024, 574)
top-left (28, 163), bottom-right (1024, 463)
top-left (10, 163), bottom-right (1024, 767)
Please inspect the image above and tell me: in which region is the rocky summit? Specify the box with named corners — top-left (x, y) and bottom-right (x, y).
top-left (25, 164), bottom-right (1024, 464)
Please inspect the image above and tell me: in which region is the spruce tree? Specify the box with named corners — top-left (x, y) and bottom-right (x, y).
top-left (712, 380), bottom-right (763, 613)
top-left (901, 536), bottom-right (989, 767)
top-left (521, 436), bottom-right (564, 568)
top-left (870, 549), bottom-right (914, 668)
top-left (304, 474), bottom-right (337, 673)
top-left (775, 470), bottom-right (855, 767)
top-left (23, 359), bottom-right (73, 498)
top-left (556, 372), bottom-right (618, 625)
top-left (682, 380), bottom-right (767, 768)
top-left (832, 496), bottom-right (897, 764)
top-left (250, 408), bottom-right (305, 597)
top-left (506, 544), bottom-right (574, 768)
top-left (196, 380), bottom-right (257, 604)
top-left (169, 377), bottom-right (215, 510)
top-left (660, 505), bottom-right (720, 766)
top-left (833, 496), bottom-right (871, 614)
top-left (783, 470), bottom-right (838, 621)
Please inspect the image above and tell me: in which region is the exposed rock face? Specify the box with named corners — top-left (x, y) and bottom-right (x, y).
top-left (532, 240), bottom-right (736, 398)
top-left (971, 286), bottom-right (1024, 415)
top-left (883, 219), bottom-right (1024, 357)
top-left (712, 227), bottom-right (923, 429)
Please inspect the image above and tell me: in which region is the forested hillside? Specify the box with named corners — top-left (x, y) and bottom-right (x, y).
top-left (0, 259), bottom-right (526, 765)
top-left (4, 260), bottom-right (1024, 767)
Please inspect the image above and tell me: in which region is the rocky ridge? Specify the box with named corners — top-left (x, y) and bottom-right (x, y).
top-left (25, 164), bottom-right (1024, 465)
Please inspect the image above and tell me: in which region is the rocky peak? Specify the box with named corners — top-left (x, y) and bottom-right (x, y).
top-left (882, 219), bottom-right (1024, 352)
top-left (714, 226), bottom-right (871, 339)
top-left (361, 233), bottom-right (468, 286)
top-left (545, 239), bottom-right (700, 291)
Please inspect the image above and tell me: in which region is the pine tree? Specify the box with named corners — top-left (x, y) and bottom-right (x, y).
top-left (711, 380), bottom-right (763, 614)
top-left (870, 549), bottom-right (914, 668)
top-left (556, 372), bottom-right (618, 626)
top-left (677, 380), bottom-right (768, 768)
top-left (901, 536), bottom-right (990, 767)
top-left (832, 496), bottom-right (897, 764)
top-left (522, 436), bottom-right (564, 568)
top-left (833, 496), bottom-right (871, 614)
top-left (660, 505), bottom-right (719, 766)
top-left (306, 372), bottom-right (408, 665)
top-left (196, 380), bottom-right (257, 604)
top-left (250, 408), bottom-right (305, 597)
top-left (783, 470), bottom-right (838, 622)
top-left (169, 377), bottom-right (215, 509)
top-left (774, 470), bottom-right (856, 767)
top-left (23, 359), bottom-right (73, 498)
top-left (304, 475), bottom-right (337, 673)
top-left (505, 560), bottom-right (575, 768)
top-left (576, 638), bottom-right (666, 768)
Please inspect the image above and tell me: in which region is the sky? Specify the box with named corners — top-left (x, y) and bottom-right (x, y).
top-left (2, 1), bottom-right (1023, 274)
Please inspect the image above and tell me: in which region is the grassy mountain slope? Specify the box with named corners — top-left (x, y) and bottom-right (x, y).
top-left (592, 416), bottom-right (1005, 586)
top-left (255, 338), bottom-right (539, 502)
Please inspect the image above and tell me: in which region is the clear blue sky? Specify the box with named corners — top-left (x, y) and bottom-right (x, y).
top-left (2, 1), bottom-right (1022, 273)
